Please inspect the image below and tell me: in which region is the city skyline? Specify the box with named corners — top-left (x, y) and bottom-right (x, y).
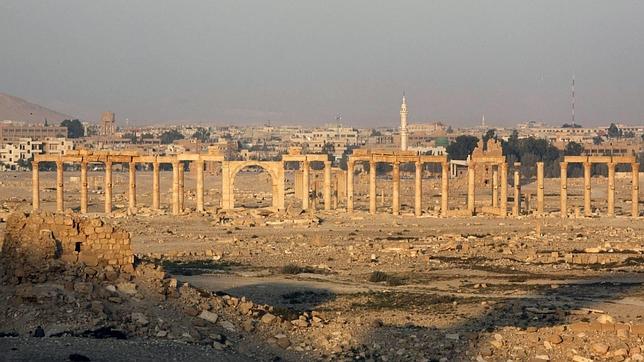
top-left (1, 1), bottom-right (643, 127)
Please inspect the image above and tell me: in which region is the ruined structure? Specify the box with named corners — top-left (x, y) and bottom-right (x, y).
top-left (346, 149), bottom-right (449, 216)
top-left (468, 139), bottom-right (508, 216)
top-left (1, 211), bottom-right (133, 283)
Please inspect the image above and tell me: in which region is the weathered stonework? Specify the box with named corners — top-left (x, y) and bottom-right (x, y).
top-left (1, 211), bottom-right (133, 282)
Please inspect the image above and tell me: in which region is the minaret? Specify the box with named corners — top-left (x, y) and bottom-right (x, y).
top-left (400, 93), bottom-right (408, 151)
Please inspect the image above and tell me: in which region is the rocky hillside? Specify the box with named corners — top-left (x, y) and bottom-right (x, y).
top-left (0, 92), bottom-right (72, 123)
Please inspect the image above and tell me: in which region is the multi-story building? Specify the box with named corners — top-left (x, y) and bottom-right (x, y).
top-left (0, 122), bottom-right (68, 146)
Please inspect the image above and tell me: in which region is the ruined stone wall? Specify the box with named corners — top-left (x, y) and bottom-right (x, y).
top-left (1, 211), bottom-right (133, 281)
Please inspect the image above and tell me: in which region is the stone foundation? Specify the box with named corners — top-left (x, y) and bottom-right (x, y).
top-left (1, 211), bottom-right (133, 282)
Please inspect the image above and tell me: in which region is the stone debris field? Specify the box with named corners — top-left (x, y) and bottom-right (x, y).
top-left (0, 169), bottom-right (643, 362)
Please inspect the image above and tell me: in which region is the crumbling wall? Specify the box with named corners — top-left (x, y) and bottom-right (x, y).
top-left (1, 211), bottom-right (133, 282)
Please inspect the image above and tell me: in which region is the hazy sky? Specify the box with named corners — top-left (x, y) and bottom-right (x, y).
top-left (1, 1), bottom-right (643, 127)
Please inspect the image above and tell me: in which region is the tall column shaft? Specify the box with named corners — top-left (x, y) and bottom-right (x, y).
top-left (492, 169), bottom-right (499, 208)
top-left (392, 162), bottom-right (400, 215)
top-left (467, 163), bottom-right (476, 214)
top-left (607, 162), bottom-right (615, 216)
top-left (56, 160), bottom-right (64, 212)
top-left (178, 162), bottom-right (184, 212)
top-left (414, 161), bottom-right (422, 216)
top-left (369, 161), bottom-right (377, 214)
top-left (560, 162), bottom-right (567, 218)
top-left (583, 162), bottom-right (592, 216)
top-left (302, 160), bottom-right (310, 210)
top-left (513, 163), bottom-right (521, 216)
top-left (347, 162), bottom-right (354, 212)
top-left (536, 161), bottom-right (544, 215)
top-left (500, 162), bottom-right (508, 217)
top-left (323, 161), bottom-right (332, 210)
top-left (152, 161), bottom-right (160, 209)
top-left (441, 162), bottom-right (449, 217)
top-left (633, 163), bottom-right (640, 218)
top-left (104, 161), bottom-right (112, 213)
top-left (172, 161), bottom-right (180, 215)
top-left (80, 161), bottom-right (88, 214)
top-left (128, 162), bottom-right (136, 213)
top-left (196, 160), bottom-right (205, 212)
top-left (32, 161), bottom-right (40, 210)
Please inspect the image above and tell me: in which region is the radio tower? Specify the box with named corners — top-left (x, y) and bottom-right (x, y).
top-left (571, 75), bottom-right (575, 126)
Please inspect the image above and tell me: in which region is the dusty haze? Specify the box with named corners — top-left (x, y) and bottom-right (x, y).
top-left (0, 1), bottom-right (643, 126)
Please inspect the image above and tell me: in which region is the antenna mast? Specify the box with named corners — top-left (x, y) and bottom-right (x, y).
top-left (571, 75), bottom-right (575, 125)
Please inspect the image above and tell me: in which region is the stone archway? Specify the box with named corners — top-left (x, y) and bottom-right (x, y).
top-left (221, 161), bottom-right (285, 210)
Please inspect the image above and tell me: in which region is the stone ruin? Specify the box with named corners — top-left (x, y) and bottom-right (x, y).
top-left (1, 210), bottom-right (133, 283)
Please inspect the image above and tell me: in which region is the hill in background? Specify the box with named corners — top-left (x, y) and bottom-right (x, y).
top-left (0, 93), bottom-right (72, 124)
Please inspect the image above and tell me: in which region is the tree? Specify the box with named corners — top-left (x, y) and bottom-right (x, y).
top-left (60, 119), bottom-right (84, 138)
top-left (192, 127), bottom-right (210, 142)
top-left (564, 141), bottom-right (583, 156)
top-left (446, 135), bottom-right (479, 160)
top-left (592, 136), bottom-right (603, 145)
top-left (321, 142), bottom-right (335, 156)
top-left (482, 129), bottom-right (497, 144)
top-left (607, 123), bottom-right (622, 138)
top-left (562, 123), bottom-right (582, 128)
top-left (160, 130), bottom-right (184, 144)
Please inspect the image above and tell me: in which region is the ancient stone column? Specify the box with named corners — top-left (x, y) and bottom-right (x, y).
top-left (441, 162), bottom-right (449, 217)
top-left (492, 168), bottom-right (499, 208)
top-left (536, 161), bottom-right (544, 215)
top-left (178, 162), bottom-right (185, 212)
top-left (128, 161), bottom-right (136, 213)
top-left (513, 163), bottom-right (521, 216)
top-left (369, 161), bottom-right (377, 214)
top-left (633, 163), bottom-right (640, 218)
top-left (392, 161), bottom-right (400, 215)
top-left (80, 161), bottom-right (88, 214)
top-left (347, 161), bottom-right (354, 212)
top-left (302, 159), bottom-right (309, 210)
top-left (56, 159), bottom-right (64, 212)
top-left (583, 161), bottom-right (592, 216)
top-left (196, 159), bottom-right (205, 212)
top-left (323, 161), bottom-right (332, 211)
top-left (467, 162), bottom-right (475, 215)
top-left (414, 161), bottom-right (422, 217)
top-left (104, 160), bottom-right (113, 213)
top-left (560, 162), bottom-right (567, 218)
top-left (500, 162), bottom-right (508, 217)
top-left (607, 162), bottom-right (615, 216)
top-left (152, 161), bottom-right (160, 210)
top-left (32, 161), bottom-right (40, 210)
top-left (172, 161), bottom-right (179, 215)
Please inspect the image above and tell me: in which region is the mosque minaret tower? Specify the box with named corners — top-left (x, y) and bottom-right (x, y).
top-left (400, 93), bottom-right (409, 151)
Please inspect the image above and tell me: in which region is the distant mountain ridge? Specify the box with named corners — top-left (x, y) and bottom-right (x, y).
top-left (0, 93), bottom-right (72, 124)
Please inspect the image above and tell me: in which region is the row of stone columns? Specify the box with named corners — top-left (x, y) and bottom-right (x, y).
top-left (467, 162), bottom-right (508, 216)
top-left (349, 161), bottom-right (448, 216)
